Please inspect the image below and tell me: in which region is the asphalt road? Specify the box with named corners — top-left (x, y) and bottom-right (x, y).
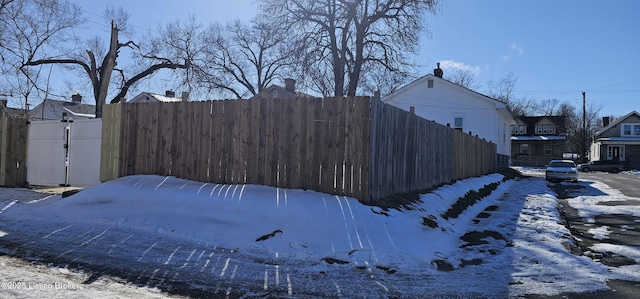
top-left (548, 171), bottom-right (640, 298)
top-left (577, 171), bottom-right (640, 198)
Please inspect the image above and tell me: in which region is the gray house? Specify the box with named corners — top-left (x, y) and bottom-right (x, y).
top-left (29, 94), bottom-right (95, 120)
top-left (589, 111), bottom-right (640, 170)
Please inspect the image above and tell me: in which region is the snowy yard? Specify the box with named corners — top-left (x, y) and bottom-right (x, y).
top-left (1, 169), bottom-right (639, 298)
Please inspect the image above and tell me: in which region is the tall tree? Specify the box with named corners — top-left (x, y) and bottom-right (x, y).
top-left (258, 0), bottom-right (439, 97)
top-left (195, 19), bottom-right (295, 99)
top-left (21, 7), bottom-right (189, 117)
top-left (487, 72), bottom-right (538, 116)
top-left (0, 0), bottom-right (82, 108)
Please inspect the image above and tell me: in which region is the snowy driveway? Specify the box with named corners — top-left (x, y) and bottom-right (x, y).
top-left (1, 172), bottom-right (639, 298)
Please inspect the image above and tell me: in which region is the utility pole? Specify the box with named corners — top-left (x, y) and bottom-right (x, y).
top-left (582, 91), bottom-right (586, 162)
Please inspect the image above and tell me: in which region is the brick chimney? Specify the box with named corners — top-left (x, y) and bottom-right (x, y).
top-left (284, 78), bottom-right (296, 93)
top-left (71, 93), bottom-right (82, 103)
top-left (602, 116), bottom-right (610, 127)
top-left (434, 62), bottom-right (443, 78)
top-left (165, 90), bottom-right (176, 97)
top-left (181, 91), bottom-right (189, 102)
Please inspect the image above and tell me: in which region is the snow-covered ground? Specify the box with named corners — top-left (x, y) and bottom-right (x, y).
top-left (1, 169), bottom-right (639, 298)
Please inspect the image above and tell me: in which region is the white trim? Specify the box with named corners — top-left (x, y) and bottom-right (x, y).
top-left (607, 145), bottom-right (625, 161)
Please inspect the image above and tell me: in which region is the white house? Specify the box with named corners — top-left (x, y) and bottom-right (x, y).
top-left (128, 91), bottom-right (188, 103)
top-left (381, 64), bottom-right (516, 162)
top-left (590, 111), bottom-right (640, 170)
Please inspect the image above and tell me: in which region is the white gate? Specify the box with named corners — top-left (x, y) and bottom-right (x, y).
top-left (27, 119), bottom-right (102, 187)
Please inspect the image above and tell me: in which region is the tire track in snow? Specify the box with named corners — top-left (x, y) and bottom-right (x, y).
top-left (180, 248), bottom-right (198, 269)
top-left (220, 257), bottom-right (231, 277)
top-left (201, 251), bottom-right (215, 273)
top-left (0, 200), bottom-right (16, 214)
top-left (138, 241), bottom-right (159, 262)
top-left (153, 176), bottom-right (170, 190)
top-left (231, 185), bottom-right (240, 200)
top-left (238, 185), bottom-right (246, 201)
top-left (42, 224), bottom-right (74, 239)
top-left (342, 196), bottom-right (363, 248)
top-left (164, 245), bottom-right (182, 265)
top-left (383, 224), bottom-right (399, 252)
top-left (27, 194), bottom-right (56, 204)
top-left (107, 233), bottom-right (133, 254)
top-left (335, 196), bottom-right (354, 250)
top-left (210, 184), bottom-right (221, 197)
top-left (197, 183), bottom-right (208, 195)
top-left (80, 228), bottom-right (109, 247)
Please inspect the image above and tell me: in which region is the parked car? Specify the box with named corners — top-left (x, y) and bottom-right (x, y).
top-left (577, 160), bottom-right (623, 173)
top-left (545, 160), bottom-right (578, 182)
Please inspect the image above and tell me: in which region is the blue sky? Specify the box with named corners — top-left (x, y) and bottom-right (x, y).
top-left (71, 0), bottom-right (639, 117)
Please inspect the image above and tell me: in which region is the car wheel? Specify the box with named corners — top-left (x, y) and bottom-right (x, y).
top-left (582, 167), bottom-right (590, 172)
top-left (611, 168), bottom-right (619, 173)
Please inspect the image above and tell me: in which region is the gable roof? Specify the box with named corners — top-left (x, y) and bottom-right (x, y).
top-left (381, 74), bottom-right (515, 123)
top-left (29, 99), bottom-right (95, 120)
top-left (129, 92), bottom-right (183, 103)
top-left (513, 115), bottom-right (566, 137)
top-left (594, 110), bottom-right (640, 137)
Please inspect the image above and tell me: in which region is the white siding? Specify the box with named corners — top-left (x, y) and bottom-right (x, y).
top-left (383, 76), bottom-right (512, 156)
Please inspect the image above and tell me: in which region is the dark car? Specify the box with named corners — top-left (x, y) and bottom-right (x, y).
top-left (577, 160), bottom-right (624, 173)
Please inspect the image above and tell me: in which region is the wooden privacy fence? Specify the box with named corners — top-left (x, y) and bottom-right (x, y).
top-left (0, 117), bottom-right (28, 186)
top-left (101, 97), bottom-right (496, 203)
top-left (369, 100), bottom-right (496, 200)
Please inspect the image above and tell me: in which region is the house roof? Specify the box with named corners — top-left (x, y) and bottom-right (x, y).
top-left (28, 99), bottom-right (95, 120)
top-left (594, 110), bottom-right (640, 137)
top-left (1, 105), bottom-right (26, 118)
top-left (511, 136), bottom-right (566, 141)
top-left (249, 84), bottom-right (317, 100)
top-left (381, 74), bottom-right (515, 123)
top-left (513, 115), bottom-right (566, 135)
top-left (129, 92), bottom-right (183, 103)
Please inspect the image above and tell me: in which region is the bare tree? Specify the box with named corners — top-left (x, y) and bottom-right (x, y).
top-left (445, 68), bottom-right (480, 90)
top-left (258, 0), bottom-right (439, 97)
top-left (487, 72), bottom-right (538, 116)
top-left (556, 101), bottom-right (602, 160)
top-left (22, 7), bottom-right (189, 117)
top-left (193, 19), bottom-right (295, 99)
top-left (537, 98), bottom-right (559, 116)
top-left (0, 0), bottom-right (82, 108)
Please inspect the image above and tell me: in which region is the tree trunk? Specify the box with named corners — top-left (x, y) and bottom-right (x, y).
top-left (94, 22), bottom-right (119, 118)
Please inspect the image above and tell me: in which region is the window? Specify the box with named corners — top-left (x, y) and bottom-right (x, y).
top-left (623, 125), bottom-right (631, 135)
top-left (427, 79), bottom-right (434, 88)
top-left (621, 124), bottom-right (640, 136)
top-left (519, 144), bottom-right (529, 154)
top-left (536, 124), bottom-right (554, 135)
top-left (543, 144), bottom-right (552, 155)
top-left (454, 117), bottom-right (463, 131)
top-left (511, 125), bottom-right (525, 135)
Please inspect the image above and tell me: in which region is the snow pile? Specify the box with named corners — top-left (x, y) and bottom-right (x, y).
top-left (24, 174), bottom-right (508, 273)
top-left (3, 171), bottom-right (639, 297)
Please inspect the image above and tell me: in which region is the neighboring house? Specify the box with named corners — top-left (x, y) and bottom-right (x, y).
top-left (128, 90), bottom-right (188, 103)
top-left (29, 94), bottom-right (95, 120)
top-left (250, 78), bottom-right (317, 100)
top-left (590, 111), bottom-right (640, 170)
top-left (510, 115), bottom-right (567, 167)
top-left (0, 99), bottom-right (27, 118)
top-left (381, 64), bottom-right (515, 167)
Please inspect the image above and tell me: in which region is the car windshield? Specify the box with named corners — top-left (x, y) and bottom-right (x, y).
top-left (549, 162), bottom-right (575, 168)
